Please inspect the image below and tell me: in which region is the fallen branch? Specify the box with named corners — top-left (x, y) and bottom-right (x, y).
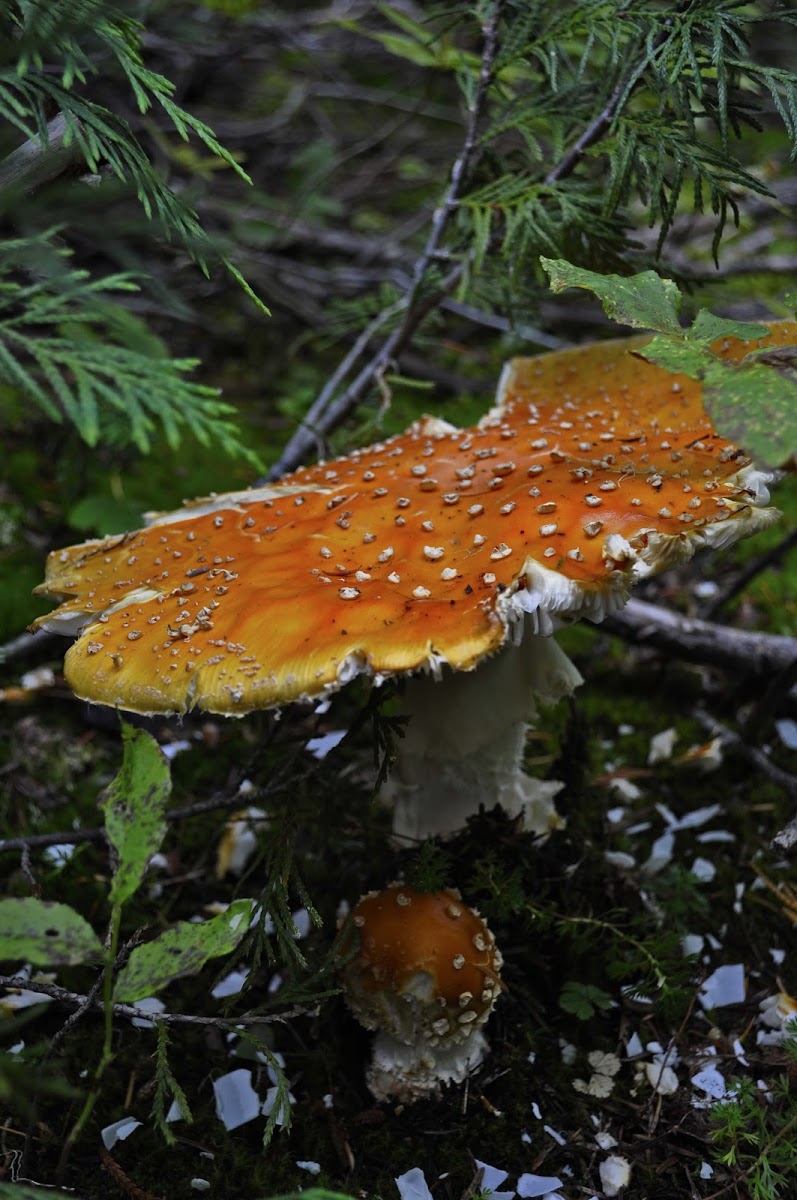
top-left (692, 709), bottom-right (797, 854)
top-left (0, 629), bottom-right (58, 666)
top-left (703, 527), bottom-right (797, 620)
top-left (600, 597), bottom-right (797, 680)
top-left (0, 974), bottom-right (314, 1028)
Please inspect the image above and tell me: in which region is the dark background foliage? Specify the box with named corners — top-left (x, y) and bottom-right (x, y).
top-left (3, 3), bottom-right (797, 1199)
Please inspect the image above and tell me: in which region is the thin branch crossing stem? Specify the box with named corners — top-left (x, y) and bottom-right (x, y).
top-left (266, 1), bottom-right (504, 481)
top-left (0, 973), bottom-right (311, 1029)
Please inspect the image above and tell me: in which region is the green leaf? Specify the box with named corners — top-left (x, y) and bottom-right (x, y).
top-left (637, 335), bottom-right (797, 467)
top-left (558, 980), bottom-right (613, 1021)
top-left (340, 6), bottom-right (481, 72)
top-left (0, 898), bottom-right (102, 966)
top-left (0, 1184), bottom-right (89, 1200)
top-left (261, 1193), bottom-right (359, 1200)
top-left (67, 492), bottom-right (145, 537)
top-left (102, 723), bottom-right (171, 908)
top-left (688, 310), bottom-right (768, 347)
top-left (114, 899), bottom-right (255, 1002)
top-left (632, 336), bottom-right (707, 380)
top-left (701, 355), bottom-right (797, 469)
top-left (541, 258), bottom-right (683, 336)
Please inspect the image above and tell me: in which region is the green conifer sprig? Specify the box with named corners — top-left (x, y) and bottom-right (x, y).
top-left (1, 0), bottom-right (250, 267)
top-left (454, 1), bottom-right (797, 274)
top-left (0, 234), bottom-right (261, 462)
top-left (0, 1), bottom-right (268, 459)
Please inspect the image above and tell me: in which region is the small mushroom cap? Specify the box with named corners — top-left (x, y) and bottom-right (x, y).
top-left (33, 322), bottom-right (794, 715)
top-left (339, 885), bottom-right (502, 1048)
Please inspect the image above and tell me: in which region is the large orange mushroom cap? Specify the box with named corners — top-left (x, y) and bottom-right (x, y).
top-left (33, 321), bottom-right (793, 719)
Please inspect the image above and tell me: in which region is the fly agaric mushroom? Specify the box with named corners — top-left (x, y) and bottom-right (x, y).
top-left (32, 322), bottom-right (795, 839)
top-left (338, 884), bottom-right (503, 1102)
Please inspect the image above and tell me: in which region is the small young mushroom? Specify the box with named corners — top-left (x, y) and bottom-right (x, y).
top-left (32, 321), bottom-right (796, 840)
top-left (338, 884), bottom-right (503, 1102)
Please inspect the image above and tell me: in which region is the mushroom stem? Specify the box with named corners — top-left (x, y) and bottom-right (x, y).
top-left (366, 1029), bottom-right (489, 1104)
top-left (385, 624), bottom-right (582, 840)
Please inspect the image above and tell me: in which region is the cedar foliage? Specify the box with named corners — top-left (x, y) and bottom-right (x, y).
top-left (0, 0), bottom-right (262, 459)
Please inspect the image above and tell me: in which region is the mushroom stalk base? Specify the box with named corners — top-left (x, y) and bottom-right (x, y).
top-left (385, 629), bottom-right (582, 841)
top-left (367, 1029), bottom-right (489, 1103)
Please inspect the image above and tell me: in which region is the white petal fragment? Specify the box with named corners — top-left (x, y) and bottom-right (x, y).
top-left (395, 1167), bottom-right (434, 1200)
top-left (101, 1117), bottom-right (142, 1151)
top-left (213, 1068), bottom-right (261, 1130)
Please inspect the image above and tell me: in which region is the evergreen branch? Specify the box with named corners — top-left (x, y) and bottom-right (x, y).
top-left (544, 68), bottom-right (634, 185)
top-left (1, 0), bottom-right (253, 273)
top-left (0, 234), bottom-right (260, 462)
top-left (152, 1023), bottom-right (193, 1145)
top-left (0, 73), bottom-right (217, 266)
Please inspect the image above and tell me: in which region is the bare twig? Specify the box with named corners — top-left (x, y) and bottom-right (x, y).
top-left (44, 931), bottom-right (144, 1065)
top-left (694, 708), bottom-right (797, 799)
top-left (265, 4), bottom-right (682, 480)
top-left (18, 928), bottom-right (145, 1178)
top-left (546, 7), bottom-right (683, 185)
top-left (0, 975), bottom-right (313, 1028)
top-left (544, 73), bottom-right (632, 185)
top-left (0, 629), bottom-right (58, 666)
top-left (772, 812), bottom-right (797, 854)
top-left (265, 1), bottom-right (504, 480)
top-left (439, 297), bottom-right (565, 348)
top-left (0, 771), bottom-right (307, 855)
top-left (18, 846), bottom-right (41, 898)
top-left (0, 113), bottom-right (86, 202)
top-left (703, 527), bottom-right (797, 620)
top-left (600, 597), bottom-right (797, 679)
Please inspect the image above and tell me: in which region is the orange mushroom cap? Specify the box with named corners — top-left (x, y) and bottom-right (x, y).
top-left (33, 322), bottom-right (794, 715)
top-left (339, 885), bottom-right (502, 1050)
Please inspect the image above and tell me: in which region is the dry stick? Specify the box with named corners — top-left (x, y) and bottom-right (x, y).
top-left (600, 597), bottom-right (797, 679)
top-left (703, 527), bottom-right (797, 620)
top-left (692, 708), bottom-right (797, 854)
top-left (605, 601), bottom-right (797, 849)
top-left (0, 629), bottom-right (58, 666)
top-left (693, 709), bottom-right (797, 801)
top-left (543, 6), bottom-right (682, 185)
top-left (18, 928), bottom-right (143, 1180)
top-left (0, 769), bottom-right (305, 855)
top-left (264, 0), bottom-right (504, 482)
top-left (41, 932), bottom-right (144, 1067)
top-left (0, 112), bottom-right (86, 200)
top-left (0, 974), bottom-right (312, 1028)
top-left (544, 72), bottom-right (634, 185)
